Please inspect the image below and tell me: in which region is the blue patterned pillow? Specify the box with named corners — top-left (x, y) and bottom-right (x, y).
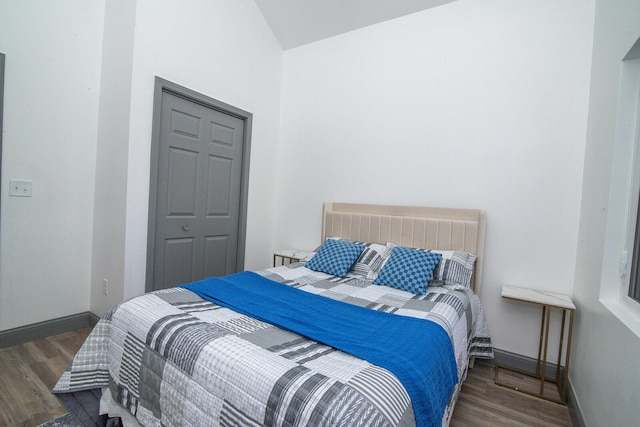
top-left (306, 239), bottom-right (365, 277)
top-left (373, 247), bottom-right (442, 295)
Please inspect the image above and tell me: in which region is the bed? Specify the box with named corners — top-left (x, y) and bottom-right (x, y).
top-left (54, 202), bottom-right (493, 426)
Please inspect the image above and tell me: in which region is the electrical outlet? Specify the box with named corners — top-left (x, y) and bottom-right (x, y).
top-left (9, 179), bottom-right (33, 197)
top-left (103, 279), bottom-right (109, 296)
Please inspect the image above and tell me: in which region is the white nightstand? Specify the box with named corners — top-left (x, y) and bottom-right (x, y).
top-left (495, 285), bottom-right (576, 404)
top-left (273, 250), bottom-right (313, 267)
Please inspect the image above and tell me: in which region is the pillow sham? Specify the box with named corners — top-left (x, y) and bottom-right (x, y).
top-left (373, 246), bottom-right (442, 295)
top-left (349, 242), bottom-right (394, 280)
top-left (305, 238), bottom-right (365, 277)
top-left (429, 250), bottom-right (477, 289)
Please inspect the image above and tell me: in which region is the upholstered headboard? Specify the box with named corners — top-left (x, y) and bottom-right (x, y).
top-left (321, 202), bottom-right (486, 294)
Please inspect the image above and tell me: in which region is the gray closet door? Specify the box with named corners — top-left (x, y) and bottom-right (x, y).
top-left (153, 91), bottom-right (244, 290)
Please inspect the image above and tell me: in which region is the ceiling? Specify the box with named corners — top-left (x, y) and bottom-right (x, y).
top-left (253, 0), bottom-right (457, 50)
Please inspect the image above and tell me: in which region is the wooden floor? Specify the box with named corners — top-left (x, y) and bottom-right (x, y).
top-left (450, 363), bottom-right (573, 427)
top-left (0, 327), bottom-right (92, 427)
top-left (0, 328), bottom-right (573, 427)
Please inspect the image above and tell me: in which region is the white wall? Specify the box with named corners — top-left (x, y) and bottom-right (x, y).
top-left (572, 0), bottom-right (640, 425)
top-left (276, 0), bottom-right (594, 359)
top-left (119, 0), bottom-right (283, 302)
top-left (0, 0), bottom-right (284, 324)
top-left (0, 1), bottom-right (104, 330)
top-left (90, 0), bottom-right (136, 316)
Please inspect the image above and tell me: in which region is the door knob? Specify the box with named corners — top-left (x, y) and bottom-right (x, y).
top-left (183, 225), bottom-right (190, 231)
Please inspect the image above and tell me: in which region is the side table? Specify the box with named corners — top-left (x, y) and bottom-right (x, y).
top-left (495, 285), bottom-right (575, 404)
top-left (273, 250), bottom-right (312, 267)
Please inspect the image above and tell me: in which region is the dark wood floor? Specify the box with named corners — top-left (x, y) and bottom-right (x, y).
top-left (0, 328), bottom-right (572, 427)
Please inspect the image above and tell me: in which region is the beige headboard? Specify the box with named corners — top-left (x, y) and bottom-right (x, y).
top-left (321, 202), bottom-right (486, 294)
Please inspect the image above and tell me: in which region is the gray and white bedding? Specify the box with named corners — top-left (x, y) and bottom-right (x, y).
top-left (54, 263), bottom-right (493, 426)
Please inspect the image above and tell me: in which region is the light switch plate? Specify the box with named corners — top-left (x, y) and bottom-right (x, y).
top-left (9, 179), bottom-right (33, 197)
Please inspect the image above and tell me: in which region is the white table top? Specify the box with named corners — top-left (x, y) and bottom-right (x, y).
top-left (501, 285), bottom-right (576, 310)
top-left (273, 249), bottom-right (313, 259)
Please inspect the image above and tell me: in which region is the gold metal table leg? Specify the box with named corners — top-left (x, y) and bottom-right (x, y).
top-left (536, 305), bottom-right (546, 377)
top-left (561, 309), bottom-right (575, 402)
top-left (556, 309), bottom-right (567, 385)
top-left (539, 304), bottom-right (551, 396)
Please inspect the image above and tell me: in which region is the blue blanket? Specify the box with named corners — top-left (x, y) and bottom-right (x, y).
top-left (181, 271), bottom-right (458, 426)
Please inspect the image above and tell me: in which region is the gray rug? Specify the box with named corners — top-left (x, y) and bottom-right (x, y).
top-left (38, 413), bottom-right (78, 427)
top-left (39, 389), bottom-right (121, 427)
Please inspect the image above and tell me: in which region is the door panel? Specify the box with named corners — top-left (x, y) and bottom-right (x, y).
top-left (152, 91), bottom-right (244, 290)
top-left (211, 121), bottom-right (235, 146)
top-left (204, 236), bottom-right (229, 278)
top-left (207, 155), bottom-right (232, 215)
top-left (163, 237), bottom-right (196, 287)
top-left (167, 147), bottom-right (198, 216)
top-left (170, 108), bottom-right (200, 139)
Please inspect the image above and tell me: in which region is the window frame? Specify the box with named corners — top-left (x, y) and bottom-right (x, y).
top-left (626, 102), bottom-right (640, 304)
top-left (629, 194), bottom-right (640, 302)
top-left (599, 38), bottom-right (640, 337)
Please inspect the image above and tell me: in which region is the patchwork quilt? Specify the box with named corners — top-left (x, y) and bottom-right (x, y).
top-left (54, 264), bottom-right (493, 427)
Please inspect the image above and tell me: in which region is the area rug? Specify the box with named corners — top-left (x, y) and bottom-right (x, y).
top-left (38, 413), bottom-right (78, 427)
top-left (40, 389), bottom-right (121, 427)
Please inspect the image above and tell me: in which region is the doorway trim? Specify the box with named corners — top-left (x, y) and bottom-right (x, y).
top-left (145, 77), bottom-right (252, 292)
top-left (0, 53), bottom-right (5, 235)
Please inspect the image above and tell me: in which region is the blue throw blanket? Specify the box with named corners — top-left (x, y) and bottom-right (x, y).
top-left (181, 271), bottom-right (458, 426)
